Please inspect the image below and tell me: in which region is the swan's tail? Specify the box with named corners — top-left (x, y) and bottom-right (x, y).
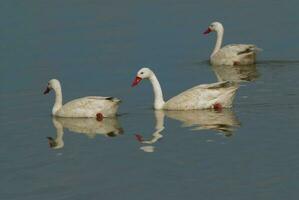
top-left (253, 46), bottom-right (263, 52)
top-left (219, 84), bottom-right (239, 108)
top-left (106, 97), bottom-right (121, 104)
top-left (237, 45), bottom-right (262, 56)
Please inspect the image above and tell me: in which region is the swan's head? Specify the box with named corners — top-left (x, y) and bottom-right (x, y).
top-left (131, 68), bottom-right (153, 87)
top-left (203, 22), bottom-right (223, 34)
top-left (44, 79), bottom-right (60, 94)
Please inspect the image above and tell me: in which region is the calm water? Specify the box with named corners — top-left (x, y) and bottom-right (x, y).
top-left (1, 1), bottom-right (299, 199)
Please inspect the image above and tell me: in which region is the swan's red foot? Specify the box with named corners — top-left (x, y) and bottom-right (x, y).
top-left (213, 103), bottom-right (223, 112)
top-left (96, 113), bottom-right (104, 121)
top-left (135, 134), bottom-right (143, 142)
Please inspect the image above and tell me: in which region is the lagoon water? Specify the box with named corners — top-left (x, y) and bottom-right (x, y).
top-left (1, 1), bottom-right (299, 199)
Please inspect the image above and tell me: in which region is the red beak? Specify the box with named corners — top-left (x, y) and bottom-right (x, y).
top-left (131, 76), bottom-right (142, 87)
top-left (43, 87), bottom-right (51, 94)
top-left (203, 28), bottom-right (212, 35)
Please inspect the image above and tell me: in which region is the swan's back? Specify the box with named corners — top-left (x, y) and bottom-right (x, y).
top-left (212, 44), bottom-right (260, 65)
top-left (163, 81), bottom-right (238, 110)
top-left (56, 96), bottom-right (120, 118)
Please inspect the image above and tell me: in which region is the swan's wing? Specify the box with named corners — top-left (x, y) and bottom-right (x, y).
top-left (84, 96), bottom-right (121, 103)
top-left (63, 96), bottom-right (119, 108)
top-left (196, 81), bottom-right (234, 89)
top-left (58, 96), bottom-right (120, 117)
top-left (164, 82), bottom-right (237, 110)
top-left (212, 44), bottom-right (261, 65)
top-left (221, 44), bottom-right (261, 55)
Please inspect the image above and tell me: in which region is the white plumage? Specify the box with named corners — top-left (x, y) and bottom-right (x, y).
top-left (163, 81), bottom-right (238, 110)
top-left (204, 22), bottom-right (261, 66)
top-left (132, 68), bottom-right (239, 110)
top-left (44, 79), bottom-right (120, 118)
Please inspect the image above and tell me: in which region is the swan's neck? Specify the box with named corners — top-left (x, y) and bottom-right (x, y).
top-left (149, 74), bottom-right (165, 110)
top-left (211, 28), bottom-right (224, 57)
top-left (52, 85), bottom-right (63, 115)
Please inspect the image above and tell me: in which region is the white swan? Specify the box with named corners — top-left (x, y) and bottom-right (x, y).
top-left (132, 68), bottom-right (239, 110)
top-left (204, 22), bottom-right (261, 66)
top-left (44, 79), bottom-right (120, 119)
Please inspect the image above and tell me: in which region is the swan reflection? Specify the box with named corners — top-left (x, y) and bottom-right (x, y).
top-left (48, 117), bottom-right (123, 149)
top-left (164, 109), bottom-right (240, 136)
top-left (137, 109), bottom-right (240, 152)
top-left (136, 111), bottom-right (165, 153)
top-left (212, 64), bottom-right (259, 82)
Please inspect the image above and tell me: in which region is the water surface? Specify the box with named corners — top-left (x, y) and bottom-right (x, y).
top-left (1, 1), bottom-right (299, 200)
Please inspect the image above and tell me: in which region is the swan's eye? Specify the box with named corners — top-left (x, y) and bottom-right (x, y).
top-left (140, 72), bottom-right (144, 74)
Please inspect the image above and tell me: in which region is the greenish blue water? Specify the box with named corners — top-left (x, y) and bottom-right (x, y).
top-left (1, 1), bottom-right (299, 199)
